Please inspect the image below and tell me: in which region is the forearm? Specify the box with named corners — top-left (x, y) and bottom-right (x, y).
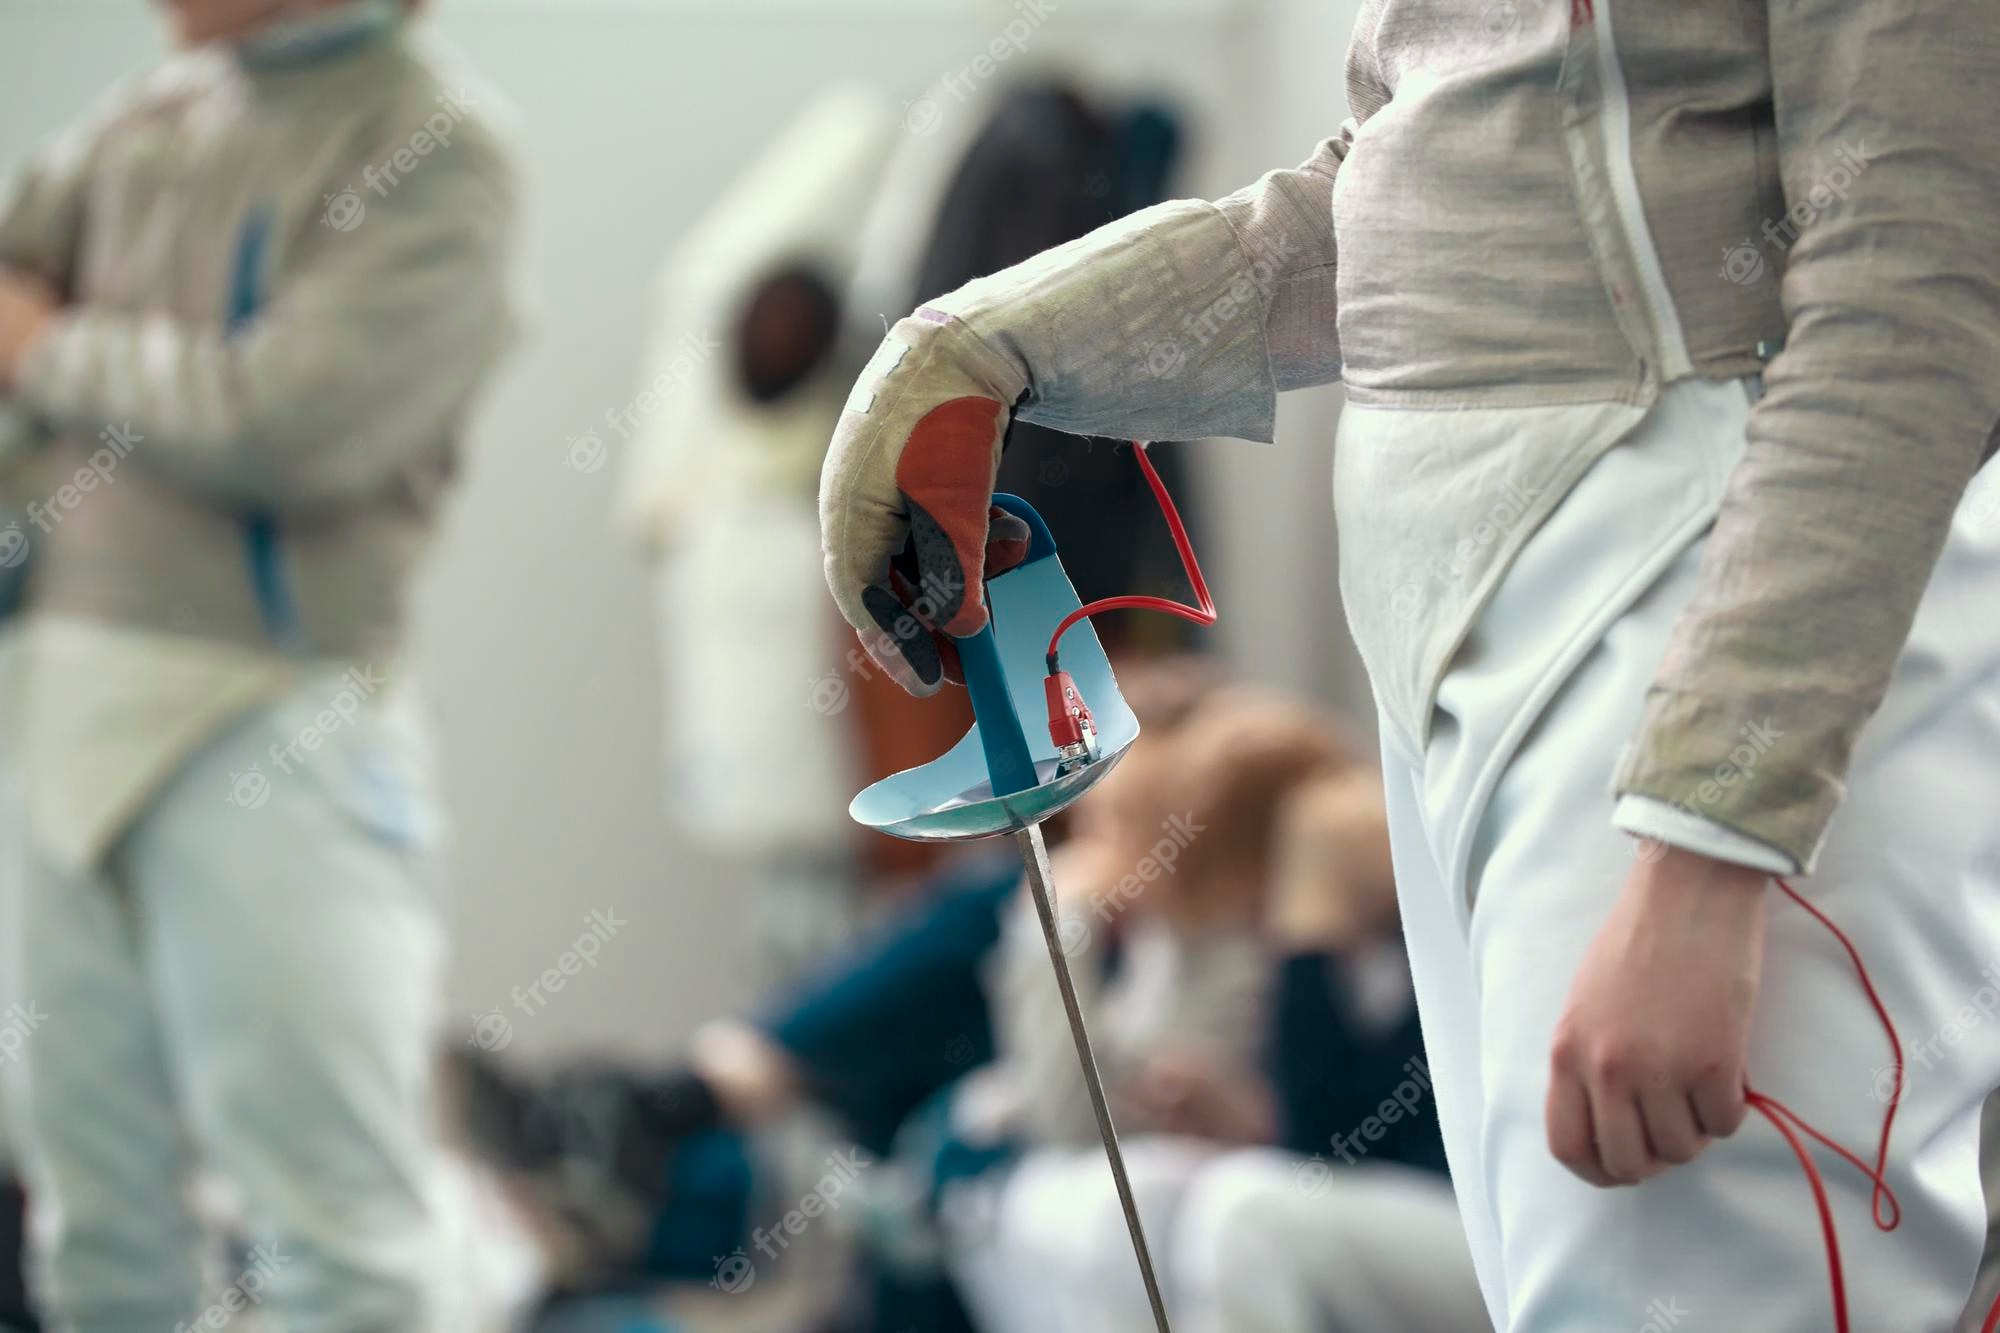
top-left (12, 141), bottom-right (517, 512)
top-left (920, 129), bottom-right (1352, 444)
top-left (14, 289), bottom-right (508, 510)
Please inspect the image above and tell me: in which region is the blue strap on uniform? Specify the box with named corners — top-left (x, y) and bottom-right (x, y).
top-left (227, 206), bottom-right (304, 652)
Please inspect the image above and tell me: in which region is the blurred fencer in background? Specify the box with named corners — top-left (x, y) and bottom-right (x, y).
top-left (449, 660), bottom-right (1484, 1333)
top-left (0, 0), bottom-right (519, 1327)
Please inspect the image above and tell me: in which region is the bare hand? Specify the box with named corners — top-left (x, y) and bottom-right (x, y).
top-left (1546, 845), bottom-right (1768, 1186)
top-left (0, 270), bottom-right (58, 392)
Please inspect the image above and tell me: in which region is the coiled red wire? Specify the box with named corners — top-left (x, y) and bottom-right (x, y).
top-left (1753, 879), bottom-right (1904, 1333)
top-left (1045, 442), bottom-right (1215, 669)
top-left (1049, 445), bottom-right (2000, 1330)
top-left (1758, 878), bottom-right (2000, 1332)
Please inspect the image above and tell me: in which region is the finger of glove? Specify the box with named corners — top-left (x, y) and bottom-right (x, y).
top-left (889, 507), bottom-right (1033, 687)
top-left (858, 583), bottom-right (946, 696)
top-left (986, 507), bottom-right (1032, 578)
top-left (885, 503), bottom-right (1031, 619)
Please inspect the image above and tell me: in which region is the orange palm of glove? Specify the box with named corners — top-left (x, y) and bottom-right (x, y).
top-left (860, 398), bottom-right (1031, 691)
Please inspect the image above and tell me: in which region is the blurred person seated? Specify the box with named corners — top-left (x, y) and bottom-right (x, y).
top-left (455, 664), bottom-right (1483, 1333)
top-left (451, 658), bottom-right (1226, 1328)
top-left (933, 687), bottom-right (1362, 1333)
top-left (941, 760), bottom-right (1486, 1333)
top-left (451, 845), bottom-right (1026, 1316)
top-left (1169, 769), bottom-right (1488, 1333)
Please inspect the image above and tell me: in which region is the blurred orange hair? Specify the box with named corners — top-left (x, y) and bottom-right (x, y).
top-left (1155, 686), bottom-right (1364, 901)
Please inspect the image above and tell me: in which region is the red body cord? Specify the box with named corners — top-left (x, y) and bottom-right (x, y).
top-left (1045, 442), bottom-right (1215, 670)
top-left (1049, 445), bottom-right (2000, 1331)
top-left (1753, 879), bottom-right (1905, 1333)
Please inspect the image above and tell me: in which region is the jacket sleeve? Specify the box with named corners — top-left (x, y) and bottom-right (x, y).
top-left (0, 90), bottom-right (105, 286)
top-left (921, 124), bottom-right (1356, 446)
top-left (1613, 0), bottom-right (2000, 869)
top-left (12, 114), bottom-right (521, 513)
top-left (0, 79), bottom-right (132, 487)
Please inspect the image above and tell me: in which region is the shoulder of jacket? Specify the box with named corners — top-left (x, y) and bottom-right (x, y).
top-left (61, 50), bottom-right (230, 150)
top-left (372, 36), bottom-right (525, 170)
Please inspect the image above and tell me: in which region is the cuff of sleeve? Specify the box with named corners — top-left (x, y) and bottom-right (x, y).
top-left (1613, 688), bottom-right (1840, 873)
top-left (1612, 795), bottom-right (1799, 876)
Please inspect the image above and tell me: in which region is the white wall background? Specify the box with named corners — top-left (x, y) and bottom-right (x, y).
top-left (0, 0), bottom-right (1367, 1064)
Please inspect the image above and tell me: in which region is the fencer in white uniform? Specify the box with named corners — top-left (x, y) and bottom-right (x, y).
top-left (813, 0), bottom-right (2000, 1327)
top-left (0, 1), bottom-right (519, 1327)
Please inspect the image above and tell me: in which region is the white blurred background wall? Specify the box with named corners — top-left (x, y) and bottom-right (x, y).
top-left (0, 0), bottom-right (1368, 1062)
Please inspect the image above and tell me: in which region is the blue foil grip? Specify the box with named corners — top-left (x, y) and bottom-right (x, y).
top-left (953, 623), bottom-right (1039, 799)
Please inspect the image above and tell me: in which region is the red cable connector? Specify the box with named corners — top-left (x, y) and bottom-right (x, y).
top-left (1045, 670), bottom-right (1095, 752)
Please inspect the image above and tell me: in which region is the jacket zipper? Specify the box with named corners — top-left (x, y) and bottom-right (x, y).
top-left (1589, 0), bottom-right (1694, 382)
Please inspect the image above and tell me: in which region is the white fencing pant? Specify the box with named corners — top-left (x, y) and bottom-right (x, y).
top-left (943, 1138), bottom-right (1216, 1333)
top-left (0, 671), bottom-right (454, 1332)
top-left (1172, 1150), bottom-right (1486, 1333)
top-left (946, 1140), bottom-right (1485, 1333)
top-left (1383, 377), bottom-right (2000, 1331)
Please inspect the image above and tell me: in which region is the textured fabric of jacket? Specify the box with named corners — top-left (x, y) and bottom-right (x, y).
top-left (914, 0), bottom-right (2000, 867)
top-left (1, 28), bottom-right (519, 663)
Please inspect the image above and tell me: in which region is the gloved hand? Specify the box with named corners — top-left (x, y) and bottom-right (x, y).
top-left (819, 308), bottom-right (1034, 696)
top-left (821, 192), bottom-right (1301, 696)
